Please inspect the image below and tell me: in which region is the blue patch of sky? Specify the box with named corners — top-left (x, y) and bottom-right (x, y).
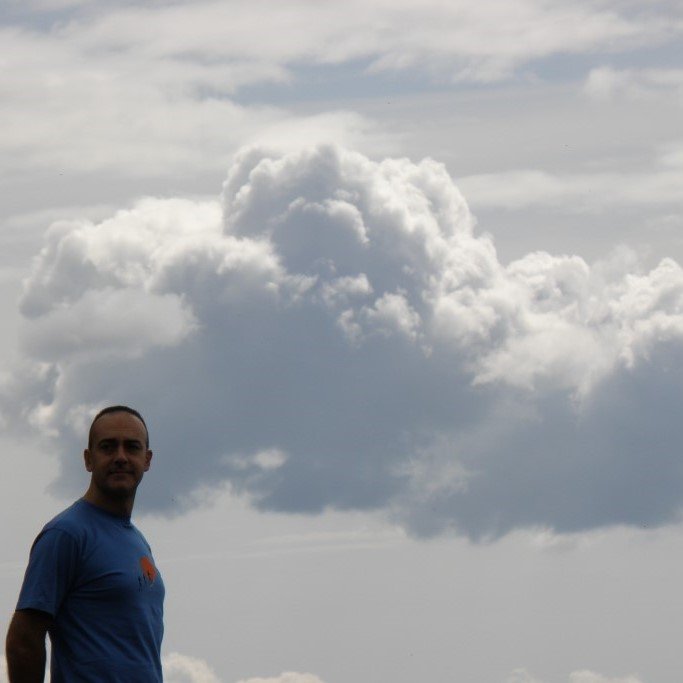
top-left (603, 41), bottom-right (683, 70)
top-left (0, 5), bottom-right (76, 29)
top-left (524, 41), bottom-right (682, 83)
top-left (529, 53), bottom-right (612, 82)
top-left (0, 1), bottom-right (142, 30)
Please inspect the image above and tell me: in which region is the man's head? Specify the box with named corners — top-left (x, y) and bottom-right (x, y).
top-left (84, 406), bottom-right (152, 510)
top-left (88, 405), bottom-right (149, 450)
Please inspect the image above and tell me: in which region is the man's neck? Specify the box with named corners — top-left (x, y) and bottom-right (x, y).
top-left (83, 488), bottom-right (135, 517)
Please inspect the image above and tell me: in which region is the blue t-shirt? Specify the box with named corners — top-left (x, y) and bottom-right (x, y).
top-left (17, 499), bottom-right (165, 682)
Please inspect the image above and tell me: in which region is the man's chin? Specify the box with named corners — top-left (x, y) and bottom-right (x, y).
top-left (104, 481), bottom-right (139, 499)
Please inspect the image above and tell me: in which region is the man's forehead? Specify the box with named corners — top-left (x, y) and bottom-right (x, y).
top-left (91, 411), bottom-right (147, 439)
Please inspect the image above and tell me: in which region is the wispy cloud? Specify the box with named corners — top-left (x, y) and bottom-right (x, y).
top-left (0, 25), bottom-right (377, 175)
top-left (508, 671), bottom-right (643, 683)
top-left (584, 66), bottom-right (683, 102)
top-left (235, 674), bottom-right (325, 683)
top-left (13, 0), bottom-right (666, 72)
top-left (459, 164), bottom-right (683, 211)
top-left (1, 1), bottom-right (680, 176)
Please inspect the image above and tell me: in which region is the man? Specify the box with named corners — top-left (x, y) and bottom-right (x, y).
top-left (5, 405), bottom-right (164, 682)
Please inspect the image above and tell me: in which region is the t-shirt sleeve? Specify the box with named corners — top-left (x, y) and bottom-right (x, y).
top-left (16, 528), bottom-right (80, 617)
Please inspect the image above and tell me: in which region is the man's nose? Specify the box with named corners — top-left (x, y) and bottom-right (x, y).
top-left (114, 445), bottom-right (129, 461)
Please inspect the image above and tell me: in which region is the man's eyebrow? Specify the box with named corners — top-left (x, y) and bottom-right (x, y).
top-left (97, 437), bottom-right (144, 445)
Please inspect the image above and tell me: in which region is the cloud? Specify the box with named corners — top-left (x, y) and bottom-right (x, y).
top-left (6, 145), bottom-right (683, 540)
top-left (507, 669), bottom-right (544, 683)
top-left (2, 650), bottom-right (326, 683)
top-left (458, 152), bottom-right (683, 212)
top-left (0, 655), bottom-right (646, 683)
top-left (507, 671), bottom-right (643, 683)
top-left (162, 654), bottom-right (326, 683)
top-left (164, 652), bottom-right (222, 683)
top-left (568, 672), bottom-right (643, 683)
top-left (160, 660), bottom-right (645, 683)
top-left (20, 288), bottom-right (196, 362)
top-left (1, 1), bottom-right (680, 176)
top-left (0, 24), bottom-right (379, 176)
top-left (236, 674), bottom-right (325, 683)
top-left (17, 0), bottom-right (665, 76)
top-left (584, 66), bottom-right (683, 102)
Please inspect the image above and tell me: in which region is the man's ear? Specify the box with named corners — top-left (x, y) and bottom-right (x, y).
top-left (145, 449), bottom-right (153, 472)
top-left (84, 449), bottom-right (93, 472)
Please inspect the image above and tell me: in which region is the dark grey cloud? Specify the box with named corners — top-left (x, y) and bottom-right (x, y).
top-left (5, 145), bottom-right (683, 540)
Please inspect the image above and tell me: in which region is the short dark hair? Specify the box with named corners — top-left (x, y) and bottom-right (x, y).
top-left (88, 405), bottom-right (149, 449)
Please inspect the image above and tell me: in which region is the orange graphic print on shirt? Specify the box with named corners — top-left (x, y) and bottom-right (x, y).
top-left (139, 556), bottom-right (158, 585)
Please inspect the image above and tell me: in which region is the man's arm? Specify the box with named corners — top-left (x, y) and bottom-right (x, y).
top-left (5, 609), bottom-right (52, 683)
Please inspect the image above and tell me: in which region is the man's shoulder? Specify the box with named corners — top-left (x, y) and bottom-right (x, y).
top-left (41, 499), bottom-right (92, 538)
top-left (21, 502), bottom-right (89, 591)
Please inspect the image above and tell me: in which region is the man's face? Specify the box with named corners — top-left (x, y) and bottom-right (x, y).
top-left (84, 411), bottom-right (152, 501)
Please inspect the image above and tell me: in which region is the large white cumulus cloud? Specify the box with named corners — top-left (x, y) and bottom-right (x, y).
top-left (6, 145), bottom-right (683, 539)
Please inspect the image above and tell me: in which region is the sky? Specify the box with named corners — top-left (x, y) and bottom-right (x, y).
top-left (1, 0), bottom-right (683, 681)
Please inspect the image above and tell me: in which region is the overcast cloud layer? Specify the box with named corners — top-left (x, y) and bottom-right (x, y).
top-left (2, 0), bottom-right (682, 178)
top-left (3, 145), bottom-right (683, 540)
